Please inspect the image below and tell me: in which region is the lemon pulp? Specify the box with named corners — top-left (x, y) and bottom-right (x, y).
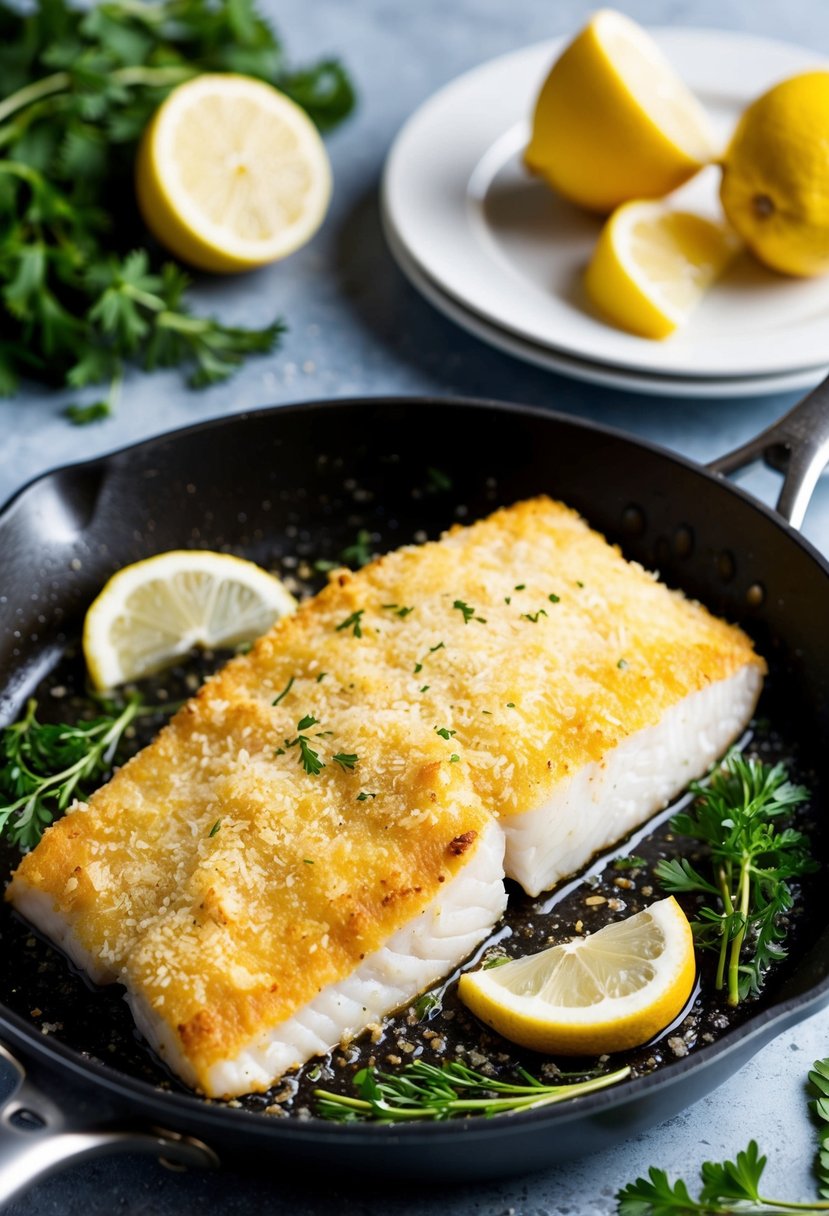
top-left (525, 9), bottom-right (715, 213)
top-left (585, 200), bottom-right (741, 339)
top-left (136, 74), bottom-right (332, 273)
top-left (459, 896), bottom-right (696, 1054)
top-left (83, 550), bottom-right (297, 690)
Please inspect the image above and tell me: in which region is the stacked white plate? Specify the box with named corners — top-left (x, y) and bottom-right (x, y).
top-left (382, 29), bottom-right (829, 398)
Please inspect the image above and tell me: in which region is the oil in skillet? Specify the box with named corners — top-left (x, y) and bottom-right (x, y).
top-left (0, 645), bottom-right (817, 1119)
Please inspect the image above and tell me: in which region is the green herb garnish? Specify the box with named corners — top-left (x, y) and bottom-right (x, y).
top-left (356, 791), bottom-right (376, 802)
top-left (340, 531), bottom-right (373, 568)
top-left (655, 752), bottom-right (813, 1006)
top-left (272, 676), bottom-right (295, 706)
top-left (613, 855), bottom-right (647, 870)
top-left (522, 610), bottom-right (547, 623)
top-left (453, 599), bottom-right (485, 625)
top-left (208, 818), bottom-right (221, 837)
top-left (449, 753), bottom-right (460, 763)
top-left (426, 467), bottom-right (452, 492)
top-left (435, 727), bottom-right (456, 740)
top-left (336, 610), bottom-right (364, 637)
top-left (0, 693), bottom-right (161, 847)
top-left (0, 0), bottom-right (355, 418)
top-left (297, 735), bottom-right (324, 776)
top-left (548, 593), bottom-right (560, 603)
top-left (332, 752), bottom-right (357, 770)
top-left (314, 1059), bottom-right (630, 1123)
top-left (617, 658), bottom-right (629, 670)
top-left (382, 604), bottom-right (414, 618)
top-left (429, 642), bottom-right (445, 653)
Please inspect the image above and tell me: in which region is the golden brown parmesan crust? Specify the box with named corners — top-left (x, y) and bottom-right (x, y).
top-left (7, 496), bottom-right (764, 1086)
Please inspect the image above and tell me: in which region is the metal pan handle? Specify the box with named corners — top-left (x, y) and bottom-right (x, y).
top-left (708, 373), bottom-right (829, 530)
top-left (0, 1042), bottom-right (217, 1207)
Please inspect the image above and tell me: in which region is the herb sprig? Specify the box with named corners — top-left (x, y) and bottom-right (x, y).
top-left (0, 693), bottom-right (160, 847)
top-left (656, 752), bottom-right (813, 1006)
top-left (0, 0), bottom-right (354, 418)
top-left (617, 1056), bottom-right (829, 1213)
top-left (314, 1059), bottom-right (630, 1123)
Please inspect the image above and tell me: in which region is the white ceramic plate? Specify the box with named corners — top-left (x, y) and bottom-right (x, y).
top-left (384, 221), bottom-right (827, 398)
top-left (382, 29), bottom-right (829, 380)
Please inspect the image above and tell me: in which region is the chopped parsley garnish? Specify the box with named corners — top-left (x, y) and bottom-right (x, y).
top-left (297, 714), bottom-right (320, 731)
top-left (316, 672), bottom-right (328, 683)
top-left (522, 610), bottom-right (547, 622)
top-left (297, 736), bottom-right (324, 776)
top-left (341, 530), bottom-right (373, 568)
top-left (382, 603), bottom-right (414, 618)
top-left (429, 641), bottom-right (445, 653)
top-left (453, 599), bottom-right (486, 625)
top-left (208, 819), bottom-right (222, 837)
top-left (274, 747), bottom-right (286, 756)
top-left (450, 754), bottom-right (460, 763)
top-left (332, 752), bottom-right (358, 770)
top-left (357, 791), bottom-right (376, 801)
top-left (427, 466), bottom-right (453, 492)
top-left (414, 662), bottom-right (423, 674)
top-left (436, 727), bottom-right (456, 740)
top-left (504, 596), bottom-right (511, 605)
top-left (314, 558), bottom-right (339, 573)
top-left (576, 580), bottom-right (585, 588)
top-left (506, 702), bottom-right (515, 708)
top-left (303, 858), bottom-right (314, 865)
top-left (420, 685), bottom-right (430, 693)
top-left (482, 955), bottom-right (510, 970)
top-left (272, 676), bottom-right (295, 706)
top-left (514, 584), bottom-right (525, 591)
top-left (336, 610), bottom-right (364, 637)
top-left (548, 593), bottom-right (560, 603)
top-left (617, 658), bottom-right (629, 670)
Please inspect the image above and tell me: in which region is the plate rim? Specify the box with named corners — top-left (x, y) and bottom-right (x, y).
top-left (382, 26), bottom-right (829, 380)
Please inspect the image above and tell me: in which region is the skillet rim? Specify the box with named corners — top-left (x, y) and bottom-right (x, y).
top-left (1, 392), bottom-right (828, 1143)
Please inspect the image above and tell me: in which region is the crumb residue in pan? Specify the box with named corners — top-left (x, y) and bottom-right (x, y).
top-left (0, 637), bottom-right (818, 1120)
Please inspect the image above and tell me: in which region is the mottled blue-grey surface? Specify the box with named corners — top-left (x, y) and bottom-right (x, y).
top-left (4, 0), bottom-right (829, 1211)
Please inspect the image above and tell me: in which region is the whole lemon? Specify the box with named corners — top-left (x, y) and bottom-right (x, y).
top-left (525, 9), bottom-right (715, 214)
top-left (720, 71), bottom-right (829, 277)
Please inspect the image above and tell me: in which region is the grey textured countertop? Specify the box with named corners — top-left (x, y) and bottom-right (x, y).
top-left (4, 0), bottom-right (829, 1211)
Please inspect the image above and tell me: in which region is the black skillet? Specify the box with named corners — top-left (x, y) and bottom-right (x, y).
top-left (1, 389), bottom-right (829, 1201)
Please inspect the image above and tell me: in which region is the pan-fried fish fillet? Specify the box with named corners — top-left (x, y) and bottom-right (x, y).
top-left (7, 497), bottom-right (764, 1095)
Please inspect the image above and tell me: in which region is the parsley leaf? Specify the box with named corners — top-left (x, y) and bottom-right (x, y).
top-left (0, 0), bottom-right (355, 419)
top-left (336, 610), bottom-right (364, 637)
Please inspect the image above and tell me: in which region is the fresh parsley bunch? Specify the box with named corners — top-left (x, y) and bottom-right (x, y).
top-left (656, 751), bottom-right (814, 1006)
top-left (0, 0), bottom-right (355, 421)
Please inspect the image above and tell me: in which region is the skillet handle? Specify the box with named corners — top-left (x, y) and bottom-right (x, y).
top-left (0, 1042), bottom-right (218, 1206)
top-left (707, 373), bottom-right (829, 530)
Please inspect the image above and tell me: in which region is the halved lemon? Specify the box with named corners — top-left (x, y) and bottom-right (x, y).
top-left (585, 200), bottom-right (741, 339)
top-left (525, 9), bottom-right (716, 213)
top-left (458, 897), bottom-right (695, 1055)
top-left (136, 74), bottom-right (332, 273)
top-left (83, 551), bottom-right (297, 690)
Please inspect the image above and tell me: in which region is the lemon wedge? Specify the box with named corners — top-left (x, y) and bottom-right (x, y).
top-left (458, 897), bottom-right (695, 1055)
top-left (584, 200), bottom-right (741, 339)
top-left (525, 9), bottom-right (716, 213)
top-left (136, 74), bottom-right (332, 273)
top-left (83, 550), bottom-right (297, 690)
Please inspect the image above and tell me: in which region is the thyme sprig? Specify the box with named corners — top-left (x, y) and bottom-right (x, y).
top-left (0, 693), bottom-right (163, 847)
top-left (656, 752), bottom-right (814, 1006)
top-left (314, 1059), bottom-right (630, 1123)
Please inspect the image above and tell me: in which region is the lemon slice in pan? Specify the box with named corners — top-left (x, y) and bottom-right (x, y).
top-left (84, 550), bottom-right (297, 690)
top-left (459, 897), bottom-right (695, 1055)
